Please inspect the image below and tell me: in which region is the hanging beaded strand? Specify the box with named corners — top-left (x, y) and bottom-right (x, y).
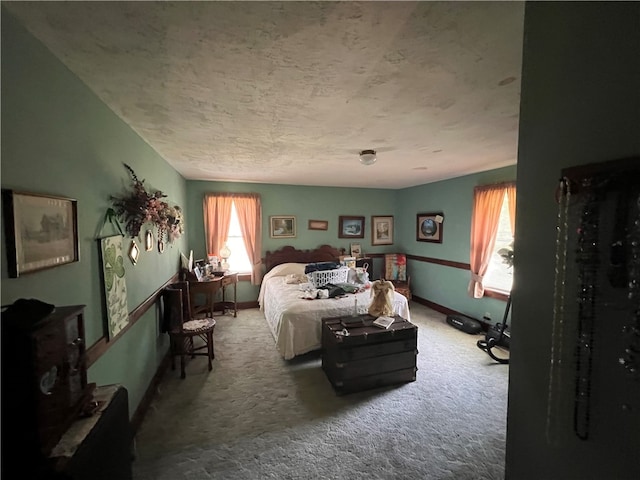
top-left (619, 188), bottom-right (640, 382)
top-left (546, 176), bottom-right (571, 446)
top-left (572, 175), bottom-right (605, 440)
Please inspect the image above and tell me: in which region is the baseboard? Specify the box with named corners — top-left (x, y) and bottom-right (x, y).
top-left (131, 353), bottom-right (171, 433)
top-left (411, 295), bottom-right (488, 331)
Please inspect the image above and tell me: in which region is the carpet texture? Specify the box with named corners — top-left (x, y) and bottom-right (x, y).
top-left (132, 303), bottom-right (508, 479)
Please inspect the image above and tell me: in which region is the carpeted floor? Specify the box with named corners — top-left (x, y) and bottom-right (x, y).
top-left (132, 303), bottom-right (508, 480)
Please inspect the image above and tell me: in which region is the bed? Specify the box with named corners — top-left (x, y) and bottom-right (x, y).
top-left (259, 245), bottom-right (411, 360)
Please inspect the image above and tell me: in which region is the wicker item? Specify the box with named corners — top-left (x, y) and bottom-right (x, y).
top-left (308, 267), bottom-right (349, 288)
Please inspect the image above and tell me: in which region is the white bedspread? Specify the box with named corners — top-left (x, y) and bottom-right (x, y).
top-left (258, 263), bottom-right (411, 360)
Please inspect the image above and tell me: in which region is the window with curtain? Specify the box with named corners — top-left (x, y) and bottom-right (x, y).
top-left (468, 182), bottom-right (516, 298)
top-left (225, 202), bottom-right (252, 273)
top-left (203, 193), bottom-right (262, 285)
top-left (483, 192), bottom-right (514, 293)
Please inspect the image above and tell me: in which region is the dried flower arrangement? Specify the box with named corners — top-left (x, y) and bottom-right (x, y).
top-left (111, 164), bottom-right (184, 243)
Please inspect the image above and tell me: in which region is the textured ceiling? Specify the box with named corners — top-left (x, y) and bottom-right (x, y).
top-left (5, 1), bottom-right (524, 189)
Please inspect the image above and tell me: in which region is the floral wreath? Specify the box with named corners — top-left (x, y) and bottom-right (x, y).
top-left (111, 164), bottom-right (184, 243)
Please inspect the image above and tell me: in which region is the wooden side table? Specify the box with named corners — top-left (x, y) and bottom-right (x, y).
top-left (215, 272), bottom-right (238, 317)
top-left (188, 277), bottom-right (222, 318)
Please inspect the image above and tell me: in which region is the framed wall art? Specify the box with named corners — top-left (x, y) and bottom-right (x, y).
top-left (2, 189), bottom-right (79, 278)
top-left (98, 234), bottom-right (130, 339)
top-left (371, 215), bottom-right (394, 245)
top-left (270, 215), bottom-right (296, 238)
top-left (308, 219), bottom-right (328, 231)
top-left (417, 212), bottom-right (444, 243)
top-left (129, 240), bottom-right (140, 265)
top-left (338, 216), bottom-right (365, 239)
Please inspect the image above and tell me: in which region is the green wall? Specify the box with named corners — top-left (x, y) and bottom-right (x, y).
top-left (397, 166), bottom-right (517, 323)
top-left (2, 6), bottom-right (516, 422)
top-left (1, 9), bottom-right (188, 416)
top-left (185, 180), bottom-right (398, 299)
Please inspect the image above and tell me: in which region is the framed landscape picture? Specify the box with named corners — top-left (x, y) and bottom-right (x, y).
top-left (371, 215), bottom-right (394, 245)
top-left (308, 219), bottom-right (328, 231)
top-left (338, 216), bottom-right (365, 239)
top-left (417, 212), bottom-right (444, 243)
top-left (2, 189), bottom-right (79, 277)
top-left (270, 215), bottom-right (296, 238)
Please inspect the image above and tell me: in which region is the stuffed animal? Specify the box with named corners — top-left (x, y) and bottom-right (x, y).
top-left (368, 279), bottom-right (395, 317)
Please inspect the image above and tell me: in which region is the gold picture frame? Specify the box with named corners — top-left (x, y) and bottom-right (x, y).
top-left (270, 215), bottom-right (296, 238)
top-left (308, 219), bottom-right (328, 231)
top-left (2, 189), bottom-right (79, 277)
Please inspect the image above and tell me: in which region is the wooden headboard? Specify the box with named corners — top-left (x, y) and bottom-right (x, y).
top-left (264, 245), bottom-right (345, 272)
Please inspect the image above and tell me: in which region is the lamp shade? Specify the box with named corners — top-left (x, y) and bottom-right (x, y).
top-left (220, 244), bottom-right (231, 259)
top-left (359, 149), bottom-right (377, 166)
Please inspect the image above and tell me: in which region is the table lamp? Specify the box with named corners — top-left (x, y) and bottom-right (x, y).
top-left (220, 244), bottom-right (231, 270)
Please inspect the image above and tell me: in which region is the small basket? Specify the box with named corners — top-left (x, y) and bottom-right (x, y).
top-left (308, 268), bottom-right (349, 288)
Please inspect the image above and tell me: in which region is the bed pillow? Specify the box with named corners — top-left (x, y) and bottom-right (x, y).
top-left (268, 262), bottom-right (306, 277)
top-left (285, 273), bottom-right (308, 284)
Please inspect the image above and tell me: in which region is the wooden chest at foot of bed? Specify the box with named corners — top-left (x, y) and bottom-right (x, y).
top-left (321, 314), bottom-right (418, 395)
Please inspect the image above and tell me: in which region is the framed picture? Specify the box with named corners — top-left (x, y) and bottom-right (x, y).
top-left (350, 242), bottom-right (362, 257)
top-left (98, 234), bottom-right (130, 339)
top-left (338, 216), bottom-right (365, 239)
top-left (417, 212), bottom-right (444, 243)
top-left (371, 215), bottom-right (394, 245)
top-left (2, 189), bottom-right (79, 278)
top-left (270, 215), bottom-right (296, 238)
top-left (308, 219), bottom-right (328, 231)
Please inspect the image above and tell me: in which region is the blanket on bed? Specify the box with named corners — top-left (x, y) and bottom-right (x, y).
top-left (259, 263), bottom-right (411, 359)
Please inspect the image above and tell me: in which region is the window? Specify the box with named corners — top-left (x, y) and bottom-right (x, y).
top-left (225, 202), bottom-right (252, 273)
top-left (483, 192), bottom-right (514, 293)
top-left (468, 182), bottom-right (516, 298)
top-left (203, 193), bottom-right (261, 283)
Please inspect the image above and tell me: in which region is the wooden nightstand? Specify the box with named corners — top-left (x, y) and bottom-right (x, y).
top-left (214, 272), bottom-right (238, 317)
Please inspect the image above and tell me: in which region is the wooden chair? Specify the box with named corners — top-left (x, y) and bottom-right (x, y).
top-left (163, 281), bottom-right (216, 379)
top-left (384, 254), bottom-right (412, 301)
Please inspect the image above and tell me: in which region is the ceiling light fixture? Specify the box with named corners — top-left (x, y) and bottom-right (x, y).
top-left (359, 149), bottom-right (377, 166)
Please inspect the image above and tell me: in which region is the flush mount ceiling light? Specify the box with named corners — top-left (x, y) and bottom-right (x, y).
top-left (359, 149), bottom-right (377, 166)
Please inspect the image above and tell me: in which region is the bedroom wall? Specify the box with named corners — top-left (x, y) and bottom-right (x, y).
top-left (396, 165), bottom-right (517, 325)
top-left (1, 9), bottom-right (188, 416)
top-left (507, 2), bottom-right (639, 479)
top-left (185, 180), bottom-right (399, 300)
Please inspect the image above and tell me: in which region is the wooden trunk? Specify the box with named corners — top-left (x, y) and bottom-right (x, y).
top-left (321, 314), bottom-right (418, 395)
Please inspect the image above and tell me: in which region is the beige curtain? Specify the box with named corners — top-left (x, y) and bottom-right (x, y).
top-left (506, 183), bottom-right (517, 236)
top-left (468, 183), bottom-right (512, 298)
top-left (203, 193), bottom-right (263, 285)
top-left (233, 194), bottom-right (263, 285)
top-left (203, 194), bottom-right (233, 258)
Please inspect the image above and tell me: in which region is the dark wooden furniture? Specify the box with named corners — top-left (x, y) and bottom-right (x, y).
top-left (188, 276), bottom-right (222, 318)
top-left (163, 282), bottom-right (216, 379)
top-left (264, 244), bottom-right (345, 272)
top-left (214, 272), bottom-right (238, 317)
top-left (1, 303), bottom-right (95, 478)
top-left (50, 384), bottom-right (133, 480)
top-left (321, 314), bottom-right (418, 395)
